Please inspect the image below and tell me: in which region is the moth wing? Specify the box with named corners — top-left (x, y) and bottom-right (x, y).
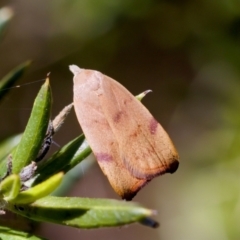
top-left (73, 69), bottom-right (146, 200)
top-left (98, 75), bottom-right (179, 180)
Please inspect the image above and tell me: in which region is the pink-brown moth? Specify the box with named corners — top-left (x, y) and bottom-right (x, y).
top-left (70, 65), bottom-right (179, 200)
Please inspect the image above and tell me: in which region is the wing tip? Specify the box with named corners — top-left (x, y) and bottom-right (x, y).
top-left (167, 159), bottom-right (179, 174)
top-left (69, 65), bottom-right (83, 76)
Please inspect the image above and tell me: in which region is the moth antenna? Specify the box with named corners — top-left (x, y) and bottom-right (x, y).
top-left (69, 65), bottom-right (83, 76)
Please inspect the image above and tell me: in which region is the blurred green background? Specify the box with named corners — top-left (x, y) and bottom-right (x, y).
top-left (1, 0), bottom-right (240, 239)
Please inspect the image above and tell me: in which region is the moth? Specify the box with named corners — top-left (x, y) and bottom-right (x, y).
top-left (70, 65), bottom-right (179, 200)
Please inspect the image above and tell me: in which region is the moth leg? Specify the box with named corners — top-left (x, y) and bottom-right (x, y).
top-left (35, 121), bottom-right (54, 162)
top-left (0, 155), bottom-right (13, 181)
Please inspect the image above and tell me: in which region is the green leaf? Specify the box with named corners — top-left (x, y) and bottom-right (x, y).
top-left (0, 174), bottom-right (20, 201)
top-left (0, 61), bottom-right (31, 101)
top-left (12, 78), bottom-right (52, 173)
top-left (135, 90), bottom-right (152, 101)
top-left (11, 172), bottom-right (64, 204)
top-left (0, 226), bottom-right (47, 240)
top-left (33, 135), bottom-right (91, 185)
top-left (8, 196), bottom-right (157, 229)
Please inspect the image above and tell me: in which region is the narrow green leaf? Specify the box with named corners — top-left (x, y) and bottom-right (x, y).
top-left (8, 196), bottom-right (157, 229)
top-left (33, 135), bottom-right (91, 185)
top-left (12, 78), bottom-right (52, 173)
top-left (62, 140), bottom-right (92, 173)
top-left (0, 61), bottom-right (31, 101)
top-left (0, 226), bottom-right (47, 240)
top-left (11, 172), bottom-right (63, 204)
top-left (135, 90), bottom-right (152, 101)
top-left (0, 7), bottom-right (13, 38)
top-left (0, 174), bottom-right (20, 201)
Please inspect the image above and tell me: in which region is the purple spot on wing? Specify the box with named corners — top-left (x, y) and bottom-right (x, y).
top-left (95, 153), bottom-right (113, 162)
top-left (149, 118), bottom-right (158, 134)
top-left (113, 111), bottom-right (123, 123)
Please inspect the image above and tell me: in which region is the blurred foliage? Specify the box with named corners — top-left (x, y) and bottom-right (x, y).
top-left (0, 0), bottom-right (240, 239)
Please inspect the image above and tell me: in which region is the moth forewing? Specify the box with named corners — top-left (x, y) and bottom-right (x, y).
top-left (71, 65), bottom-right (179, 200)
